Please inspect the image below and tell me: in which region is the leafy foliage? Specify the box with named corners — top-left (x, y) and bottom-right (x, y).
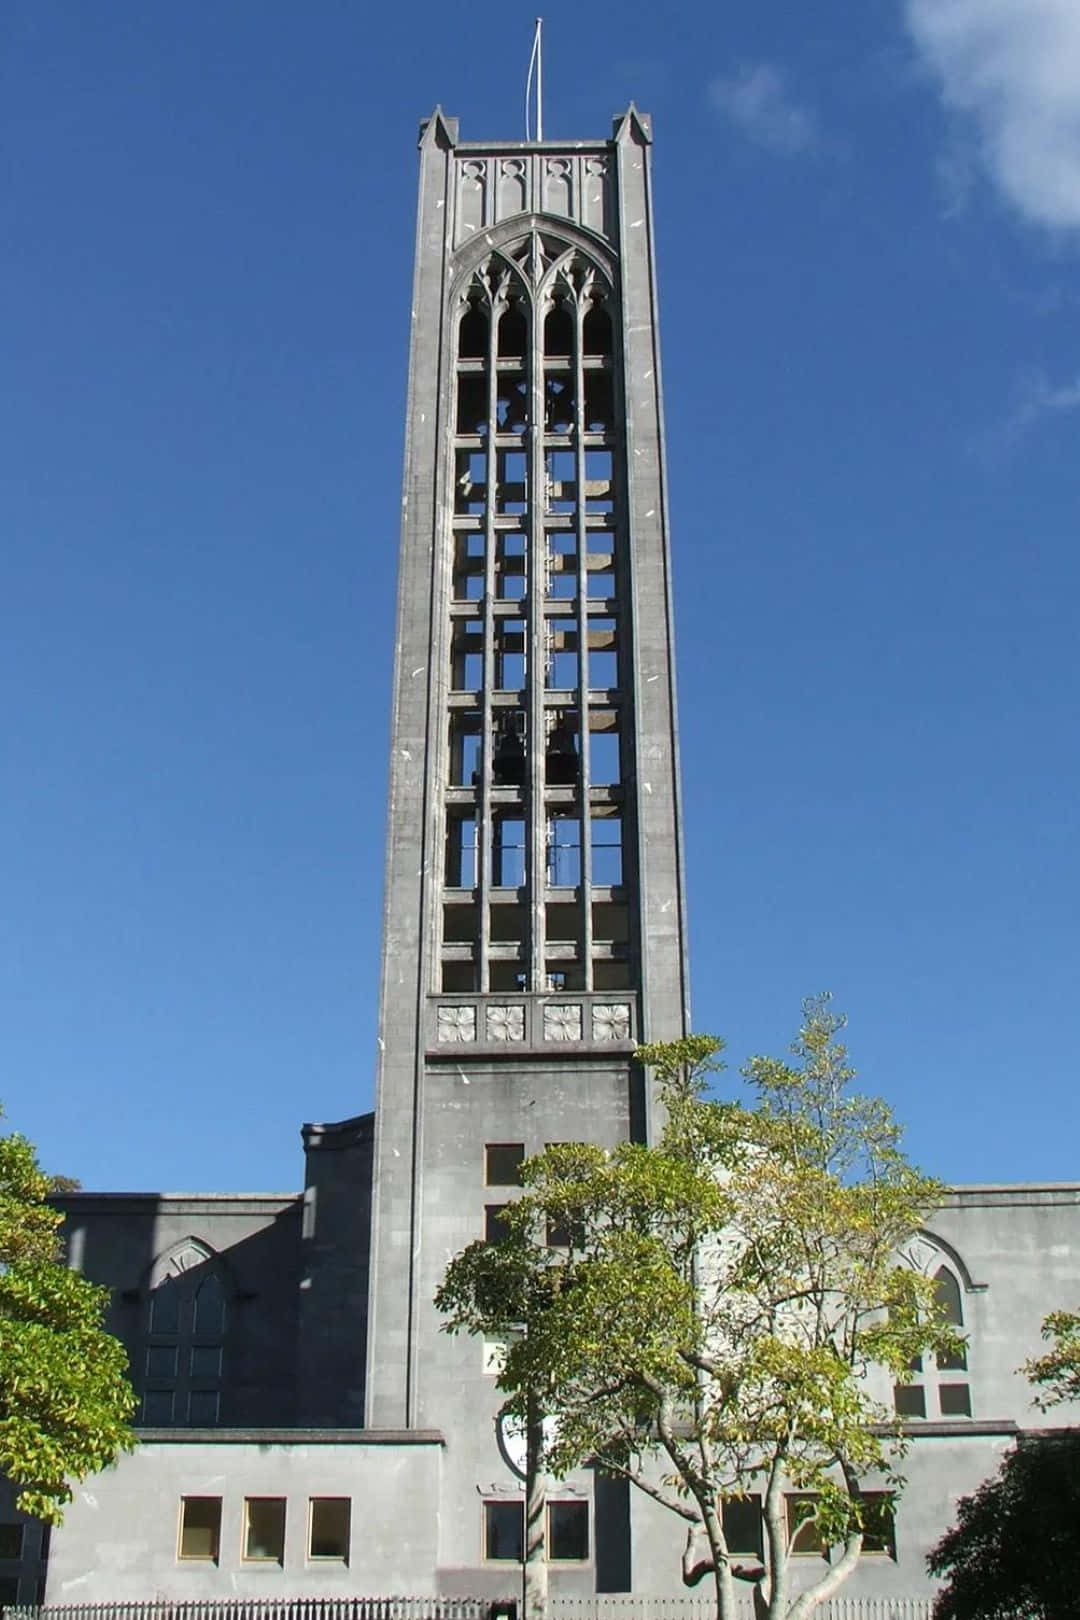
top-left (437, 999), bottom-right (955, 1620)
top-left (1021, 1308), bottom-right (1080, 1411)
top-left (0, 1127), bottom-right (135, 1522)
top-left (927, 1430), bottom-right (1080, 1620)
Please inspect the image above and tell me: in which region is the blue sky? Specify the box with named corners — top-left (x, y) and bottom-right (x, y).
top-left (4, 0), bottom-right (1080, 1191)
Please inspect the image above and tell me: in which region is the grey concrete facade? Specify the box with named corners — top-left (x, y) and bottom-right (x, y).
top-left (16, 109), bottom-right (1080, 1610)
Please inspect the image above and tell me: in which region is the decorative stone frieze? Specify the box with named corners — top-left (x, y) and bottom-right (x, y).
top-left (543, 1003), bottom-right (582, 1042)
top-left (592, 1002), bottom-right (631, 1042)
top-left (486, 1005), bottom-right (525, 1043)
top-left (437, 1005), bottom-right (476, 1043)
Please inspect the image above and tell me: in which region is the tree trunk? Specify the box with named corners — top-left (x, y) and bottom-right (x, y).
top-left (523, 1394), bottom-right (548, 1620)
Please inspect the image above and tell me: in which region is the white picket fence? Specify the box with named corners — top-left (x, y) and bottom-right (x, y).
top-left (549, 1599), bottom-right (933, 1620)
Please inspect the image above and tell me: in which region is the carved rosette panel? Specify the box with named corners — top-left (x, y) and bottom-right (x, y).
top-left (544, 1003), bottom-right (582, 1042)
top-left (486, 1005), bottom-right (525, 1043)
top-left (592, 1003), bottom-right (631, 1042)
top-left (437, 1005), bottom-right (477, 1043)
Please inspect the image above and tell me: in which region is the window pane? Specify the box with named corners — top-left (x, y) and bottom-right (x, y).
top-left (179, 1497), bottom-right (221, 1561)
top-left (187, 1390), bottom-right (220, 1425)
top-left (933, 1266), bottom-right (963, 1326)
top-left (485, 1205), bottom-right (511, 1244)
top-left (787, 1496), bottom-right (827, 1555)
top-left (484, 1501), bottom-right (523, 1561)
top-left (860, 1493), bottom-right (896, 1558)
top-left (149, 1284), bottom-right (181, 1336)
top-left (146, 1345), bottom-right (178, 1379)
top-left (309, 1498), bottom-right (350, 1560)
top-left (722, 1496), bottom-right (762, 1558)
top-left (548, 1500), bottom-right (589, 1561)
top-left (0, 1577), bottom-right (19, 1605)
top-left (485, 1144), bottom-right (525, 1186)
top-left (939, 1383), bottom-right (972, 1417)
top-left (194, 1275), bottom-right (226, 1337)
top-left (0, 1526), bottom-right (23, 1561)
top-left (143, 1389), bottom-right (175, 1425)
top-left (190, 1345), bottom-right (223, 1379)
top-left (894, 1384), bottom-right (926, 1418)
top-left (244, 1498), bottom-right (286, 1562)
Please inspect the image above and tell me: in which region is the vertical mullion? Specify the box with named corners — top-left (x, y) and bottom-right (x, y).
top-left (529, 264), bottom-right (546, 995)
top-left (575, 291), bottom-right (594, 994)
top-left (478, 299), bottom-right (497, 994)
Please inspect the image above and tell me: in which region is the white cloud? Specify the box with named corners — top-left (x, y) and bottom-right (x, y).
top-left (709, 64), bottom-right (817, 156)
top-left (904, 0), bottom-right (1080, 229)
top-left (1009, 370), bottom-right (1080, 434)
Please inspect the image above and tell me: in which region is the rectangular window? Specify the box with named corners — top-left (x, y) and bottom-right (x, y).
top-left (894, 1384), bottom-right (926, 1418)
top-left (0, 1526), bottom-right (23, 1561)
top-left (548, 1500), bottom-right (589, 1561)
top-left (486, 1144), bottom-right (525, 1186)
top-left (859, 1493), bottom-right (896, 1558)
top-left (449, 714), bottom-right (482, 787)
top-left (0, 1578), bottom-right (18, 1606)
top-left (446, 815), bottom-right (478, 889)
top-left (243, 1498), bottom-right (286, 1563)
top-left (590, 814), bottom-right (623, 886)
top-left (587, 617), bottom-right (618, 689)
top-left (546, 619), bottom-right (578, 689)
top-left (547, 819), bottom-right (581, 888)
top-left (178, 1497), bottom-right (221, 1562)
top-left (496, 532), bottom-right (527, 600)
top-left (939, 1383), bottom-right (972, 1417)
top-left (492, 819), bottom-right (526, 888)
top-left (722, 1496), bottom-right (762, 1559)
top-left (588, 721), bottom-right (622, 785)
top-left (546, 530), bottom-right (577, 599)
top-left (485, 1205), bottom-right (511, 1244)
top-left (309, 1498), bottom-right (350, 1561)
top-left (484, 1501), bottom-right (524, 1562)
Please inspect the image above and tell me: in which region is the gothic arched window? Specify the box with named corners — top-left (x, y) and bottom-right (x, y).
top-left (141, 1240), bottom-right (228, 1427)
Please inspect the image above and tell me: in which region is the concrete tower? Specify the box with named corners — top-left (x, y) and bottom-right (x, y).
top-left (366, 108), bottom-right (690, 1453)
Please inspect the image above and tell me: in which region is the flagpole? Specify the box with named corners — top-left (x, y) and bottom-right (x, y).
top-left (525, 18), bottom-right (543, 142)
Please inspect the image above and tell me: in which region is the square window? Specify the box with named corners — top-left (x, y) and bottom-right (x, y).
top-left (484, 1501), bottom-right (523, 1562)
top-left (486, 1144), bottom-right (525, 1186)
top-left (859, 1493), bottom-right (896, 1558)
top-left (146, 1345), bottom-right (178, 1379)
top-left (243, 1498), bottom-right (286, 1563)
top-left (142, 1389), bottom-right (175, 1425)
top-left (485, 1205), bottom-right (511, 1244)
top-left (309, 1498), bottom-right (350, 1561)
top-left (0, 1526), bottom-right (22, 1562)
top-left (940, 1383), bottom-right (972, 1417)
top-left (721, 1496), bottom-right (762, 1559)
top-left (548, 1500), bottom-right (589, 1561)
top-left (894, 1384), bottom-right (926, 1418)
top-left (178, 1497), bottom-right (221, 1562)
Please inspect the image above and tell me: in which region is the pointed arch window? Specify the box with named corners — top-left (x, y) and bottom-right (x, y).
top-left (893, 1254), bottom-right (972, 1420)
top-left (142, 1241), bottom-right (228, 1427)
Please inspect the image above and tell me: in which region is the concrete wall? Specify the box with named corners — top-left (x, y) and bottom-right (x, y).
top-left (45, 1437), bottom-right (443, 1602)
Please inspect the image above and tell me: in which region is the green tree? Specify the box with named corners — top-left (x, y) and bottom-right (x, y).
top-left (437, 998), bottom-right (957, 1620)
top-left (0, 1124), bottom-right (135, 1523)
top-left (927, 1430), bottom-right (1080, 1620)
top-left (1021, 1308), bottom-right (1080, 1410)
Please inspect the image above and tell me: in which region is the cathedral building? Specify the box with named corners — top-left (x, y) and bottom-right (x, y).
top-left (4, 106), bottom-right (1079, 1609)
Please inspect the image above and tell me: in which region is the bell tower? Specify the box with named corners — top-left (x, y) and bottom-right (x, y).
top-left (366, 107), bottom-right (689, 1434)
